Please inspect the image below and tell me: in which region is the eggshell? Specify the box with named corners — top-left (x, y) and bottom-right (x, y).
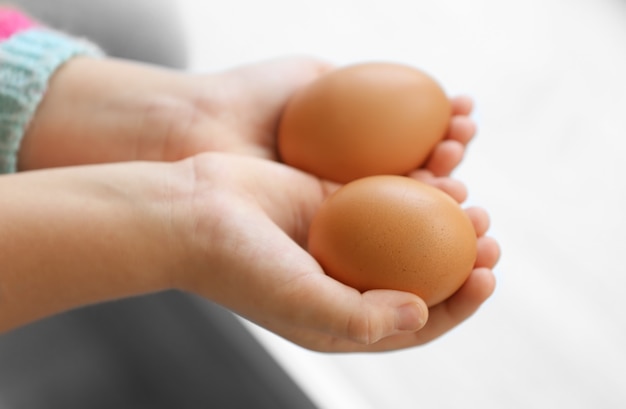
top-left (308, 175), bottom-right (477, 306)
top-left (278, 62), bottom-right (451, 183)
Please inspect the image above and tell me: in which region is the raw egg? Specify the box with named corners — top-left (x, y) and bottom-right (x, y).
top-left (308, 175), bottom-right (476, 306)
top-left (277, 62), bottom-right (451, 183)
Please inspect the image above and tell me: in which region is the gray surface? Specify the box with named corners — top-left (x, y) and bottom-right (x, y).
top-left (0, 292), bottom-right (317, 409)
top-left (13, 0), bottom-right (188, 67)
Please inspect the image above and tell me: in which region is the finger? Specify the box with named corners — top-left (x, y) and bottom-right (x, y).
top-left (409, 267), bottom-right (496, 344)
top-left (423, 140), bottom-right (465, 176)
top-left (409, 170), bottom-right (468, 203)
top-left (289, 267), bottom-right (496, 352)
top-left (265, 266), bottom-right (430, 345)
top-left (464, 206), bottom-right (491, 237)
top-left (450, 95), bottom-right (474, 116)
top-left (446, 115), bottom-right (476, 146)
top-left (475, 236), bottom-right (501, 268)
top-left (257, 308), bottom-right (422, 353)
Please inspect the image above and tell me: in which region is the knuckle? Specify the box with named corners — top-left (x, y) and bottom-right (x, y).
top-left (345, 309), bottom-right (381, 345)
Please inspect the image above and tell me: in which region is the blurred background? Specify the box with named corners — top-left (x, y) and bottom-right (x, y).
top-left (2, 0), bottom-right (626, 408)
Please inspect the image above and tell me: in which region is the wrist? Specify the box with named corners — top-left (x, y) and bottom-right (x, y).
top-left (18, 57), bottom-right (201, 170)
top-left (92, 159), bottom-right (195, 294)
top-left (0, 160), bottom-right (190, 331)
top-left (0, 25), bottom-right (104, 172)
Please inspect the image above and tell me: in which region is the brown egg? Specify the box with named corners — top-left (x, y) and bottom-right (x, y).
top-left (308, 175), bottom-right (476, 306)
top-left (278, 62), bottom-right (451, 183)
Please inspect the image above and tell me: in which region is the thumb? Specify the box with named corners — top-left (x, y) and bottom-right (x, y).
top-left (346, 288), bottom-right (429, 345)
top-left (283, 273), bottom-right (430, 345)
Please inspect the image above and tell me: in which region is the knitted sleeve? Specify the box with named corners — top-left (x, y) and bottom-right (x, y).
top-left (0, 8), bottom-right (104, 173)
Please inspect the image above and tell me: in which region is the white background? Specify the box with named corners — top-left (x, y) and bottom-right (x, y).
top-left (179, 1), bottom-right (626, 408)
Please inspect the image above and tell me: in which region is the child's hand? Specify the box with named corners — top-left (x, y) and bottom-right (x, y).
top-left (171, 152), bottom-right (499, 352)
top-left (18, 56), bottom-right (477, 182)
top-left (0, 149), bottom-right (497, 351)
top-left (184, 57), bottom-right (478, 175)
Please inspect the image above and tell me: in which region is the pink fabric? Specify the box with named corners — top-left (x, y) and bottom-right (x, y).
top-left (0, 8), bottom-right (37, 41)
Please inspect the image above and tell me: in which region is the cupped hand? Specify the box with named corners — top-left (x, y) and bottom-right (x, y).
top-left (184, 57), bottom-right (478, 173)
top-left (172, 152), bottom-right (499, 352)
top-left (174, 57), bottom-right (496, 352)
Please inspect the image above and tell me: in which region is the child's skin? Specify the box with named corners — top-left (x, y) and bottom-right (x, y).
top-left (0, 55), bottom-right (499, 352)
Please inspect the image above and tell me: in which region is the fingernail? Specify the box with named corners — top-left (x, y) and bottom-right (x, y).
top-left (395, 303), bottom-right (427, 331)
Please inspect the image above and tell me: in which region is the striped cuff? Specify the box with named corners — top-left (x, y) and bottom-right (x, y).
top-left (0, 28), bottom-right (104, 172)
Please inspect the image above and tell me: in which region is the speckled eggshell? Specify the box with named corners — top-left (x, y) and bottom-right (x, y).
top-left (308, 175), bottom-right (477, 307)
top-left (277, 62), bottom-right (451, 183)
